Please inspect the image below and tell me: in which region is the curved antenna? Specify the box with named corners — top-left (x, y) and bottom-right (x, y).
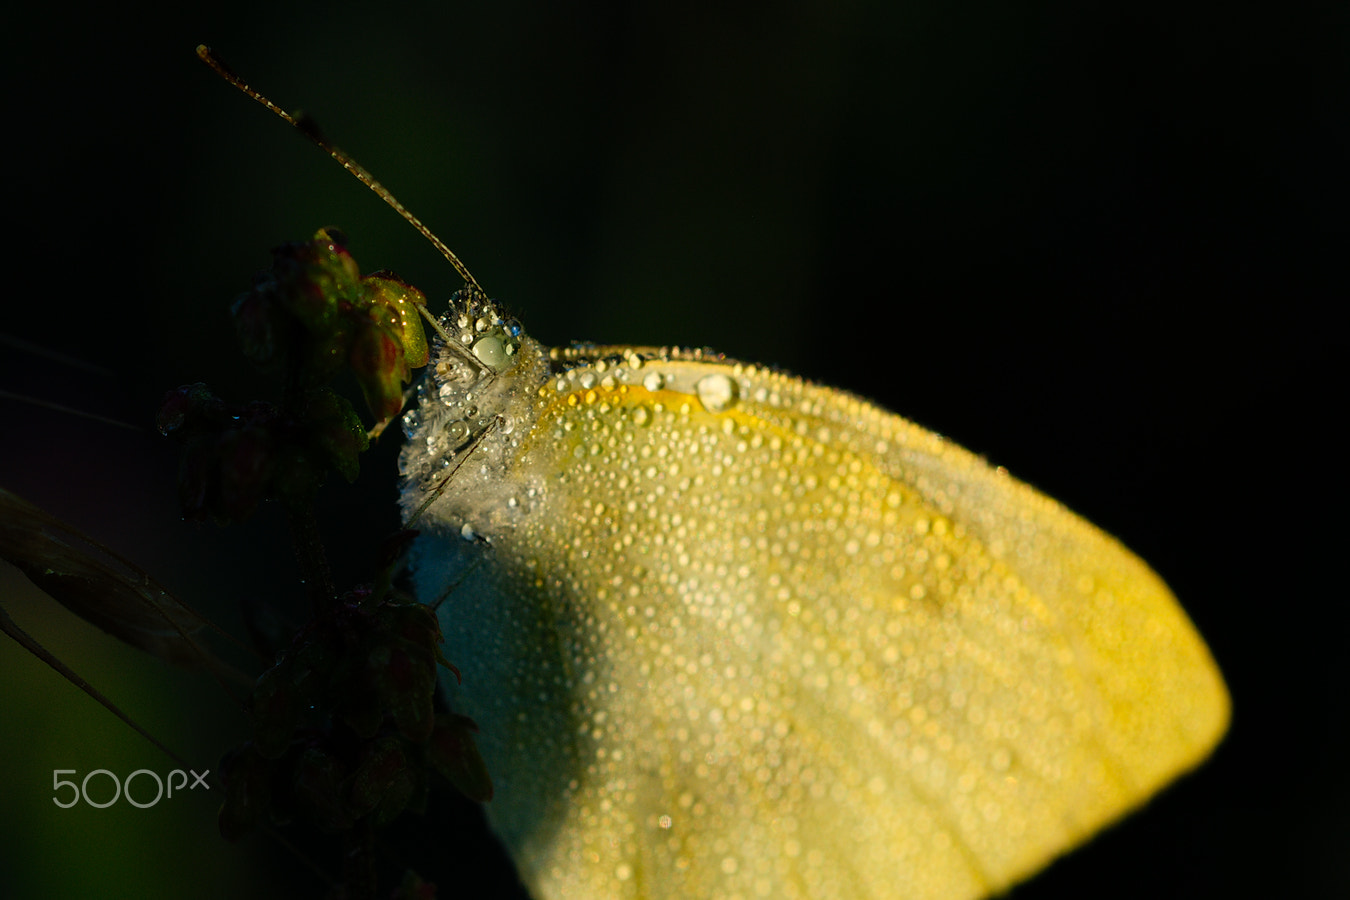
top-left (196, 45), bottom-right (482, 292)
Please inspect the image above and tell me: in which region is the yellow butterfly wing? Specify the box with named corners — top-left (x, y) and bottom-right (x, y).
top-left (411, 351), bottom-right (1228, 900)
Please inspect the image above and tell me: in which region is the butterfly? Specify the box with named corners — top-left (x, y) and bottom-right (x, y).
top-left (199, 45), bottom-right (1228, 900)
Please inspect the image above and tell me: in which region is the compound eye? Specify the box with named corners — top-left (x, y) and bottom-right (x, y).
top-left (472, 335), bottom-right (509, 371)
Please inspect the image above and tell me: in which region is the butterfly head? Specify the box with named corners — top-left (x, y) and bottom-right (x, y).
top-left (435, 288), bottom-right (525, 378)
top-left (398, 288), bottom-right (551, 533)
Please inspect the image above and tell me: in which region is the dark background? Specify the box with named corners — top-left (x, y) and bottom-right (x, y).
top-left (0, 2), bottom-right (1344, 897)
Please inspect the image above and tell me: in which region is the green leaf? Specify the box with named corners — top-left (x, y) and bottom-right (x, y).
top-left (302, 387), bottom-right (369, 483)
top-left (364, 270), bottom-right (430, 370)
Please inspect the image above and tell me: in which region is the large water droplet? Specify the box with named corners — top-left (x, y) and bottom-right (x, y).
top-left (696, 372), bottom-right (738, 413)
top-left (444, 420), bottom-right (472, 447)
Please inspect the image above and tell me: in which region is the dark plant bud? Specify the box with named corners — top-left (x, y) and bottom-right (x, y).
top-left (427, 714), bottom-right (493, 803)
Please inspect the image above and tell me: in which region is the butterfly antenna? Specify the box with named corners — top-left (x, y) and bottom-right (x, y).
top-left (196, 45), bottom-right (482, 293)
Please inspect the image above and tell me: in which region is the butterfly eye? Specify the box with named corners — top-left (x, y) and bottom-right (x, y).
top-left (471, 335), bottom-right (510, 370)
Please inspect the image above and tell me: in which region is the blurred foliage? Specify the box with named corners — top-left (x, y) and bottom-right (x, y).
top-left (158, 232), bottom-right (489, 897)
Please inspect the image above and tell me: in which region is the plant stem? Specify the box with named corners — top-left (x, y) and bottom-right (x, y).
top-left (342, 815), bottom-right (377, 900)
top-left (287, 503), bottom-right (336, 615)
